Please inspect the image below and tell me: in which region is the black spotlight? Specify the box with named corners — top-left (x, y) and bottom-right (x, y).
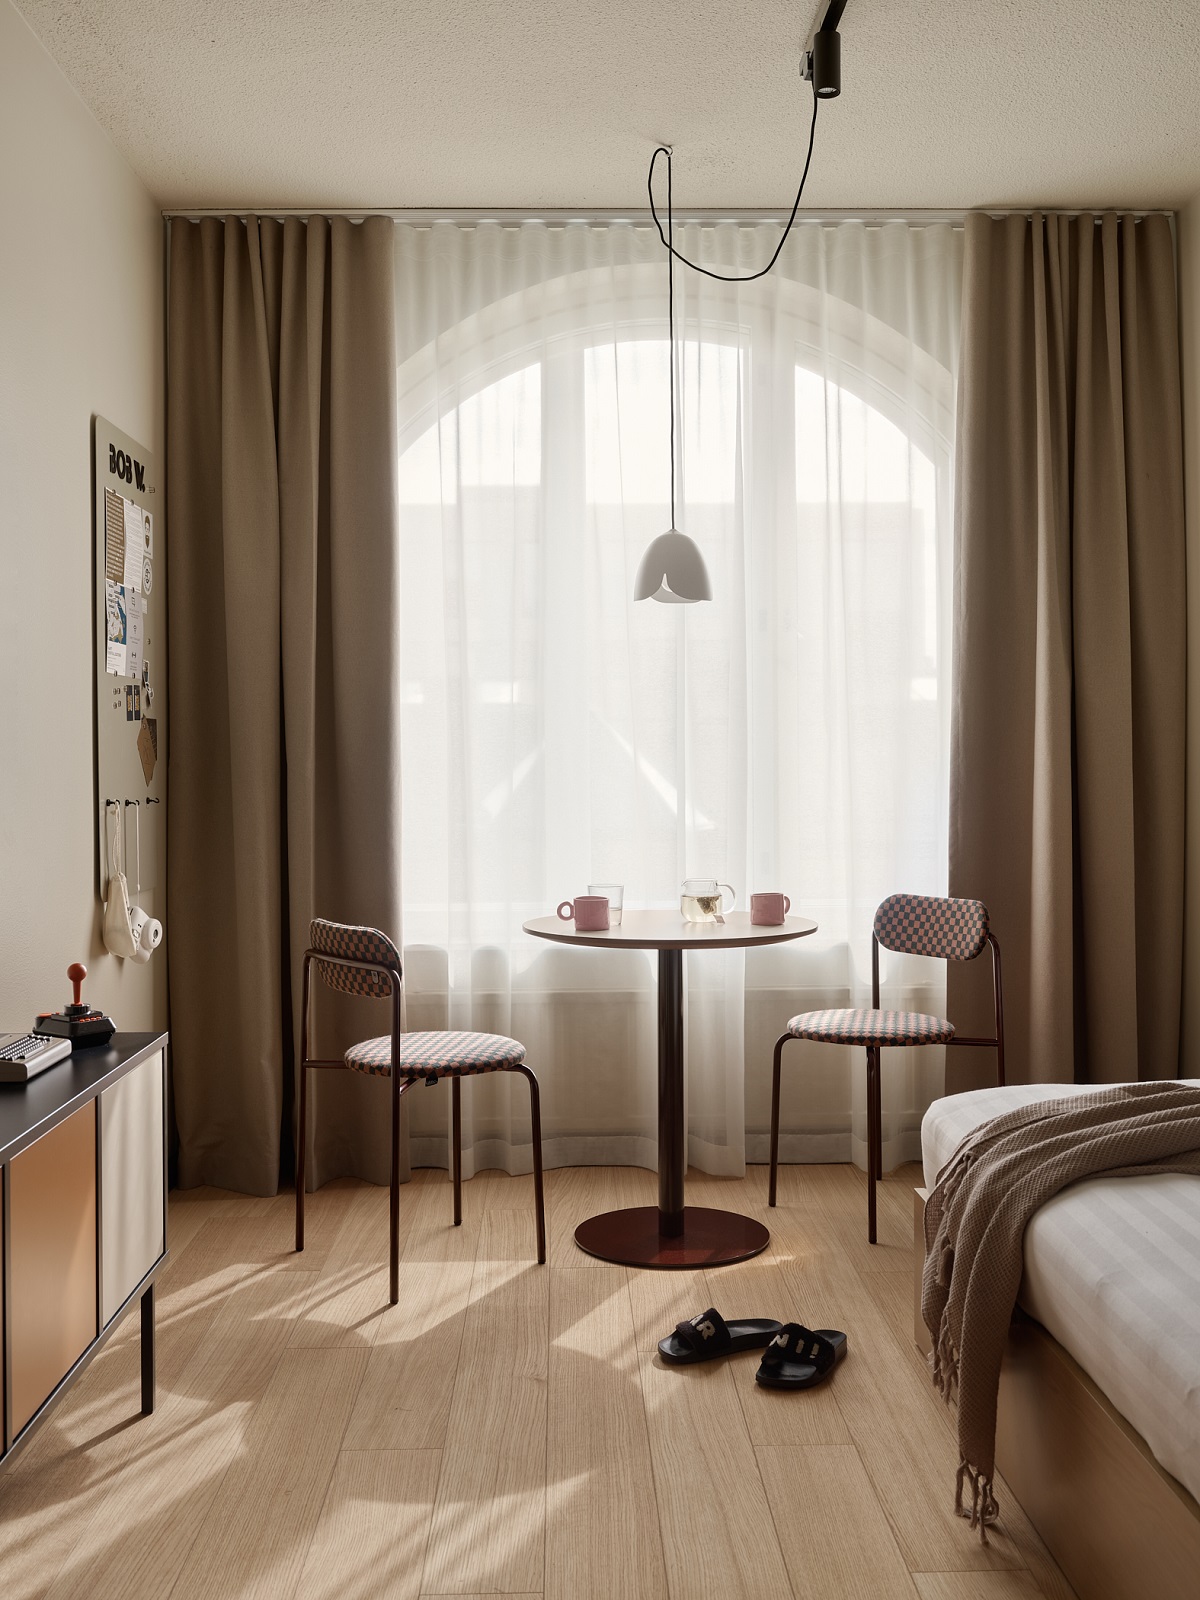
top-left (810, 30), bottom-right (841, 98)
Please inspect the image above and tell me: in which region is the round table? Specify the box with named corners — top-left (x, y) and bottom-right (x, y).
top-left (522, 908), bottom-right (818, 1268)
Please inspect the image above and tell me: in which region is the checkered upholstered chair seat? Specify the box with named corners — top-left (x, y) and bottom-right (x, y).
top-left (769, 890), bottom-right (1003, 1246)
top-left (345, 1030), bottom-right (527, 1083)
top-left (786, 1008), bottom-right (955, 1047)
top-left (298, 917), bottom-right (546, 1299)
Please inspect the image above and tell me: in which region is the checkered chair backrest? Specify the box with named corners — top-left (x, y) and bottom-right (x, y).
top-left (872, 894), bottom-right (989, 963)
top-left (310, 919), bottom-right (402, 998)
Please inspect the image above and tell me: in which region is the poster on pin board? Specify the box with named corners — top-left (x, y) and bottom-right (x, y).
top-left (93, 417), bottom-right (167, 898)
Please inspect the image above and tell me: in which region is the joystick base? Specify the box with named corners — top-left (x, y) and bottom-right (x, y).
top-left (34, 1012), bottom-right (115, 1043)
top-left (34, 962), bottom-right (116, 1044)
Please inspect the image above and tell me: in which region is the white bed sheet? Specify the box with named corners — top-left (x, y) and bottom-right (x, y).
top-left (921, 1082), bottom-right (1200, 1506)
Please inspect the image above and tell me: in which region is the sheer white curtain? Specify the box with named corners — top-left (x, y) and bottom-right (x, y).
top-left (393, 218), bottom-right (962, 1180)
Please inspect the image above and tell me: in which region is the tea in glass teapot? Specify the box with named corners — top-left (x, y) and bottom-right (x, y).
top-left (680, 878), bottom-right (736, 924)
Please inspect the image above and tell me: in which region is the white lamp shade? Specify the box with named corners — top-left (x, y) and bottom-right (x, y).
top-left (633, 528), bottom-right (713, 604)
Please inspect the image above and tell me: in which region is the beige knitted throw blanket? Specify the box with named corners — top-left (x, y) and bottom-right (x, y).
top-left (921, 1081), bottom-right (1200, 1540)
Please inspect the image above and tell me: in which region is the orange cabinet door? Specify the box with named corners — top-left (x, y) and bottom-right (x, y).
top-left (9, 1104), bottom-right (97, 1436)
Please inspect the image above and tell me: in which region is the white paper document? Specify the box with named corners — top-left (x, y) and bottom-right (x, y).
top-left (105, 579), bottom-right (127, 676)
top-left (123, 497), bottom-right (144, 593)
top-left (126, 589), bottom-right (144, 681)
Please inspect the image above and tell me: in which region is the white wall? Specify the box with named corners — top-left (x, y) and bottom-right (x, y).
top-left (1181, 194), bottom-right (1200, 1076)
top-left (0, 0), bottom-right (166, 1032)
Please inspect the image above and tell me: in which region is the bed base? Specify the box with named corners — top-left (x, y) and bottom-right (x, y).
top-left (912, 1187), bottom-right (1200, 1600)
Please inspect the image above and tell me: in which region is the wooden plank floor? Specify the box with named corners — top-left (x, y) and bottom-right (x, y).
top-left (0, 1163), bottom-right (1076, 1600)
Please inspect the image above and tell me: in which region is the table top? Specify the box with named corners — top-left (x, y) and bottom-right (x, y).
top-left (0, 1032), bottom-right (167, 1164)
top-left (523, 909), bottom-right (818, 952)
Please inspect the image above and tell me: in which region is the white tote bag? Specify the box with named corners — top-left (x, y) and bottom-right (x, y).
top-left (103, 804), bottom-right (145, 960)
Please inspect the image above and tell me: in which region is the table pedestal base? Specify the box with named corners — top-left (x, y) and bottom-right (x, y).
top-left (574, 1206), bottom-right (770, 1269)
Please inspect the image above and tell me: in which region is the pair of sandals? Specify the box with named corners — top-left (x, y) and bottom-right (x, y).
top-left (658, 1307), bottom-right (848, 1390)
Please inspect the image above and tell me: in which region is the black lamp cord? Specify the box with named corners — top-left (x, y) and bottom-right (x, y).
top-left (648, 78), bottom-right (820, 284)
top-left (651, 78), bottom-right (820, 530)
top-left (666, 147), bottom-right (676, 528)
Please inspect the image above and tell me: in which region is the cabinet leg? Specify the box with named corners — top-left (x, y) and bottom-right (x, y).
top-left (140, 1283), bottom-right (156, 1416)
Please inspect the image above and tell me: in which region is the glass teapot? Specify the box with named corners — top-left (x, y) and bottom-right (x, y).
top-left (680, 878), bottom-right (736, 924)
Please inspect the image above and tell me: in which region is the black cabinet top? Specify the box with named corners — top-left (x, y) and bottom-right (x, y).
top-left (0, 1032), bottom-right (167, 1164)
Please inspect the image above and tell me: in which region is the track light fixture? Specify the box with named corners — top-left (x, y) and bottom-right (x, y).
top-left (803, 29), bottom-right (842, 98)
top-left (803, 0), bottom-right (847, 98)
top-left (636, 1), bottom-right (850, 603)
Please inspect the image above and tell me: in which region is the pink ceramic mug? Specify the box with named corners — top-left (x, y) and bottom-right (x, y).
top-left (558, 895), bottom-right (610, 931)
top-left (750, 892), bottom-right (791, 926)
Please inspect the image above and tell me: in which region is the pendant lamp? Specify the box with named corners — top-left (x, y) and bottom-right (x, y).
top-left (634, 147), bottom-right (712, 605)
top-left (635, 1), bottom-right (847, 604)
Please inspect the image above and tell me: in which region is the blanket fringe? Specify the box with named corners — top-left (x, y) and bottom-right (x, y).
top-left (931, 1315), bottom-right (959, 1404)
top-left (955, 1459), bottom-right (999, 1545)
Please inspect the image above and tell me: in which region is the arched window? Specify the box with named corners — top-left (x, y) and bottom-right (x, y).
top-left (391, 222), bottom-right (962, 1176)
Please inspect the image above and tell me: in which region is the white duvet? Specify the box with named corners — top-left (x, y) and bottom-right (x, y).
top-left (921, 1081), bottom-right (1200, 1505)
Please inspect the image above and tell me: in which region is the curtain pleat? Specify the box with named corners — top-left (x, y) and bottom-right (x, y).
top-left (167, 214), bottom-right (401, 1193)
top-left (949, 212), bottom-right (1185, 1086)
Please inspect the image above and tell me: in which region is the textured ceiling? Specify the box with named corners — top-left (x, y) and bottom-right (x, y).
top-left (13, 0), bottom-right (1200, 211)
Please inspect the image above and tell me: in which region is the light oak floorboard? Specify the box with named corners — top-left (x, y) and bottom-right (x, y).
top-left (758, 1443), bottom-right (921, 1600)
top-left (869, 1267), bottom-right (959, 1412)
top-left (625, 1265), bottom-right (708, 1352)
top-left (341, 1257), bottom-right (477, 1452)
top-left (342, 1177), bottom-right (482, 1452)
top-left (612, 1164), bottom-right (659, 1209)
top-left (289, 1179), bottom-right (410, 1349)
top-left (421, 1211), bottom-right (549, 1595)
top-left (789, 1248), bottom-right (1023, 1573)
top-left (294, 1449), bottom-right (442, 1600)
top-left (39, 1266), bottom-right (321, 1600)
top-left (546, 1268), bottom-right (667, 1600)
top-left (185, 1182), bottom-right (355, 1276)
top-left (913, 1573), bottom-right (1046, 1600)
top-left (786, 1162), bottom-right (913, 1274)
top-left (1, 1170), bottom-right (1076, 1600)
top-left (170, 1346), bottom-right (369, 1600)
top-left (545, 1165), bottom-right (620, 1267)
top-left (472, 1168), bottom-right (542, 1213)
top-left (638, 1349), bottom-right (793, 1599)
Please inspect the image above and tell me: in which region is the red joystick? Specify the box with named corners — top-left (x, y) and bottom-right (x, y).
top-left (32, 962), bottom-right (113, 1044)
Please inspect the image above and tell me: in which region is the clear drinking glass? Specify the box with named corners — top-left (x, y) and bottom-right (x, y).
top-left (588, 884), bottom-right (623, 926)
top-left (680, 878), bottom-right (736, 923)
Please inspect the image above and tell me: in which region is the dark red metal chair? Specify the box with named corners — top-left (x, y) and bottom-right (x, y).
top-left (295, 918), bottom-right (546, 1303)
top-left (768, 893), bottom-right (1004, 1242)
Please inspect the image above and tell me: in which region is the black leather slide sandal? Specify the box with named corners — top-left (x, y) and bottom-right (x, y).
top-left (658, 1307), bottom-right (784, 1365)
top-left (755, 1323), bottom-right (847, 1390)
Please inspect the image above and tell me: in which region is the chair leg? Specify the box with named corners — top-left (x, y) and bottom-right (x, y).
top-left (769, 1035), bottom-right (787, 1207)
top-left (295, 1059), bottom-right (308, 1253)
top-left (452, 1075), bottom-right (463, 1227)
top-left (390, 1077), bottom-right (411, 1306)
top-left (514, 1064), bottom-right (546, 1264)
top-left (865, 1047), bottom-right (878, 1245)
top-left (872, 1045), bottom-right (884, 1181)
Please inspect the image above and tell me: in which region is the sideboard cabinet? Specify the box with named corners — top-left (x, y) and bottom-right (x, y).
top-left (1, 1033), bottom-right (167, 1462)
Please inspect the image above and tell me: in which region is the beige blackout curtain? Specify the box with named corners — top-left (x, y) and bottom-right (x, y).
top-left (950, 212), bottom-right (1185, 1085)
top-left (167, 215), bottom-right (402, 1193)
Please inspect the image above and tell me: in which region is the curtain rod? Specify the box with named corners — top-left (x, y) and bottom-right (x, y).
top-left (163, 205), bottom-right (970, 225)
top-left (162, 204), bottom-right (1173, 225)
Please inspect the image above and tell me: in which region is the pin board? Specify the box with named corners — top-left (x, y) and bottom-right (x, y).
top-left (94, 417), bottom-right (166, 897)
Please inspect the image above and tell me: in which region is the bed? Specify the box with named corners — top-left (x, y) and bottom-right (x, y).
top-left (913, 1082), bottom-right (1200, 1600)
